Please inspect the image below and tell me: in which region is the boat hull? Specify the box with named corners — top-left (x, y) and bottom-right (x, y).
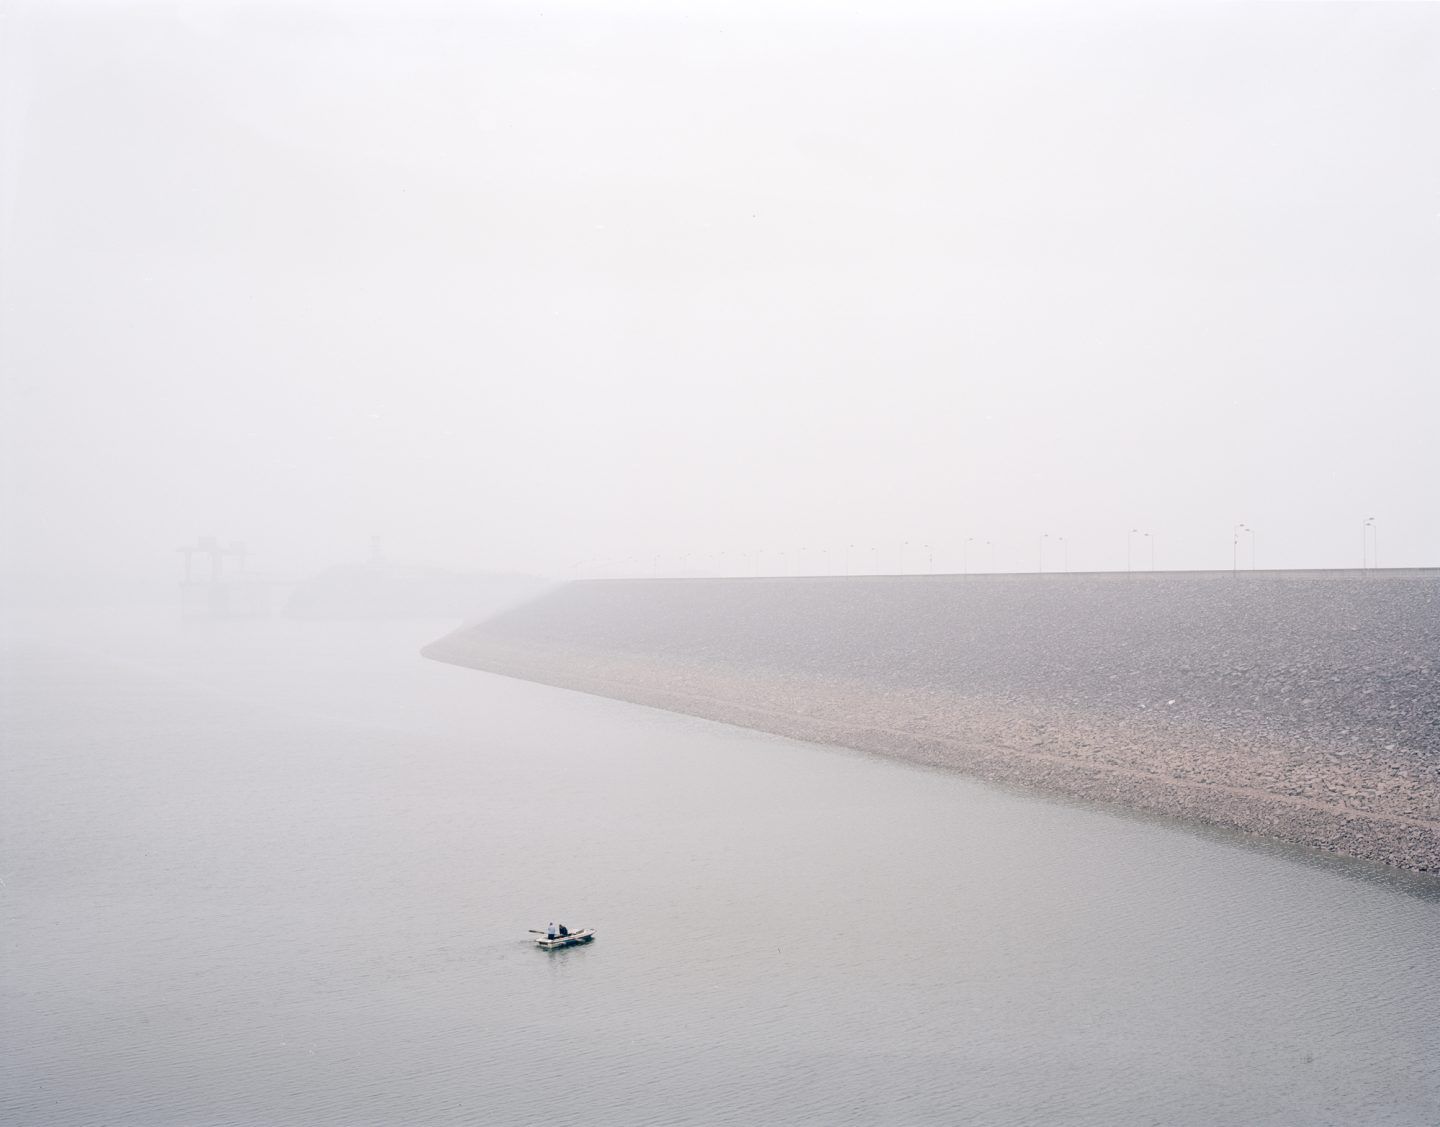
top-left (534, 929), bottom-right (595, 950)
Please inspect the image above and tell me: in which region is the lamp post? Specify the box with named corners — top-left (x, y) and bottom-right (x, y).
top-left (1128, 528), bottom-right (1140, 574)
top-left (925, 543), bottom-right (933, 572)
top-left (1232, 523), bottom-right (1249, 575)
top-left (1144, 531), bottom-right (1154, 572)
top-left (1363, 517), bottom-right (1377, 572)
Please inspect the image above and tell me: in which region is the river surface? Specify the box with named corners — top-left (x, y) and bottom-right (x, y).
top-left (2, 610), bottom-right (1437, 1126)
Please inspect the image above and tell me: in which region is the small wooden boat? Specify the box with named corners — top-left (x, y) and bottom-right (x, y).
top-left (532, 928), bottom-right (595, 950)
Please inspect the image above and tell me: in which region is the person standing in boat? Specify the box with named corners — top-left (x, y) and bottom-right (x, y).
top-left (546, 922), bottom-right (557, 940)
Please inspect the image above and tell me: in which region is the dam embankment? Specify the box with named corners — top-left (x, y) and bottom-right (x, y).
top-left (422, 571), bottom-right (1440, 871)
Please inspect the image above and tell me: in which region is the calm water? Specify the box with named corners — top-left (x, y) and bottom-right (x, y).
top-left (2, 611), bottom-right (1437, 1126)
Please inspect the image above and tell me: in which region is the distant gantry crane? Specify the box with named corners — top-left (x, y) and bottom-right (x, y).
top-left (177, 536), bottom-right (247, 584)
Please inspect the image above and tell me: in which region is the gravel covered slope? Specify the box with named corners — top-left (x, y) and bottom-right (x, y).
top-left (424, 571), bottom-right (1440, 870)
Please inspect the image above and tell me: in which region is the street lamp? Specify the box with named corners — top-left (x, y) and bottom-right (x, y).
top-left (1232, 523), bottom-right (1249, 575)
top-left (1144, 531), bottom-right (1154, 572)
top-left (925, 543), bottom-right (933, 573)
top-left (1128, 528), bottom-right (1140, 574)
top-left (1363, 517), bottom-right (1377, 572)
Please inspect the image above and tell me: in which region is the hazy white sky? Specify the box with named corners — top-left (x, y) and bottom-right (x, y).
top-left (2, 0), bottom-right (1437, 582)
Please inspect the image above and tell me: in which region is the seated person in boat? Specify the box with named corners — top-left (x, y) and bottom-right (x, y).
top-left (558, 923), bottom-right (569, 937)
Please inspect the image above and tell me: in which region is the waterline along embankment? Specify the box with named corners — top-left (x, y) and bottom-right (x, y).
top-left (422, 572), bottom-right (1440, 872)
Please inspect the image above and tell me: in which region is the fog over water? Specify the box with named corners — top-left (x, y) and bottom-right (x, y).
top-left (2, 613), bottom-right (1437, 1125)
top-left (2, 6), bottom-right (1438, 1123)
top-left (2, 1), bottom-right (1437, 585)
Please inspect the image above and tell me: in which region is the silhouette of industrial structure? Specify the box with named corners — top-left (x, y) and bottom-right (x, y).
top-left (176, 536), bottom-right (279, 618)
